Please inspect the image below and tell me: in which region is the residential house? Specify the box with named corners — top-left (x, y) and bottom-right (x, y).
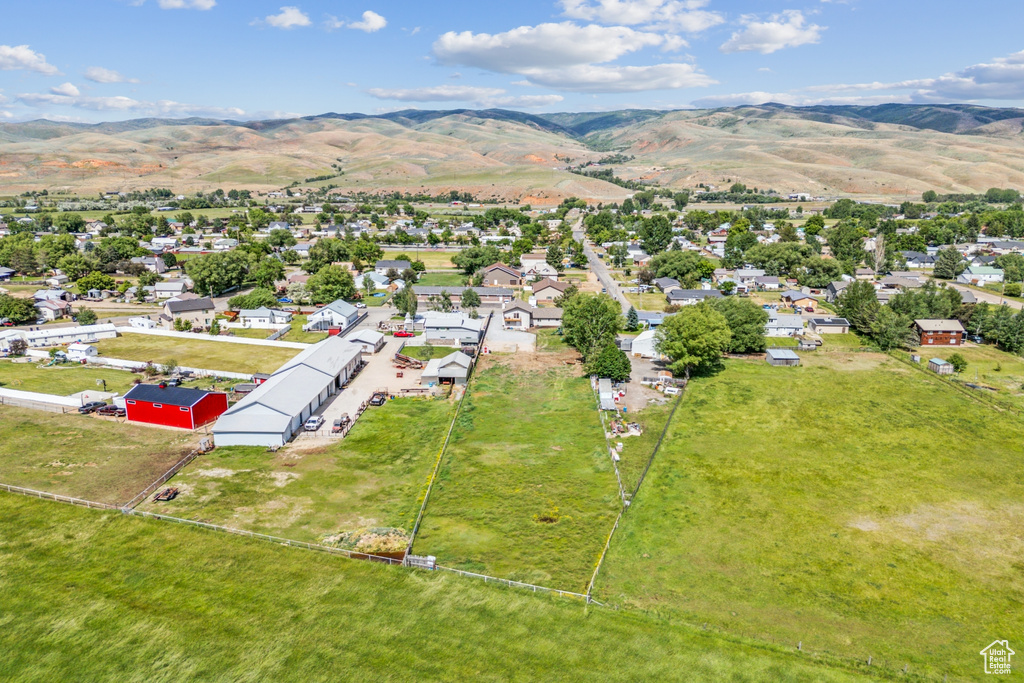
top-left (237, 307), bottom-right (293, 328)
top-left (531, 278), bottom-right (571, 303)
top-left (162, 297), bottom-right (216, 330)
top-left (914, 319), bottom-right (965, 346)
top-left (653, 277), bottom-right (680, 292)
top-left (307, 299), bottom-right (361, 333)
top-left (213, 238), bottom-right (238, 251)
top-left (412, 286), bottom-right (514, 306)
top-left (501, 300), bottom-right (563, 330)
top-left (154, 280), bottom-right (188, 300)
top-left (345, 329), bottom-right (386, 354)
top-left (0, 266), bottom-right (14, 281)
top-left (422, 312), bottom-right (484, 345)
top-left (765, 314), bottom-right (805, 337)
top-left (375, 259), bottom-right (411, 276)
top-left (45, 274), bottom-right (69, 288)
top-left (637, 311), bottom-right (667, 329)
top-left (34, 299), bottom-right (71, 321)
top-left (666, 289), bottom-right (725, 306)
top-left (901, 251), bottom-right (937, 268)
top-left (754, 275), bottom-right (781, 291)
top-left (34, 289), bottom-right (72, 302)
top-left (825, 281), bottom-right (852, 303)
top-left (808, 318), bottom-right (851, 334)
top-left (481, 263), bottom-right (523, 287)
top-left (735, 269), bottom-right (766, 285)
top-left (267, 221), bottom-right (290, 233)
top-left (130, 256), bottom-right (167, 274)
top-left (957, 266), bottom-right (1003, 284)
top-left (780, 290), bottom-right (819, 309)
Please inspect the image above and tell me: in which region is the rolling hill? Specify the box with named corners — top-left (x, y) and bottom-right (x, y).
top-left (2, 103), bottom-right (1024, 201)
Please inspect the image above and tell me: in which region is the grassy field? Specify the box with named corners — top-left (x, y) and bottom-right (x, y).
top-left (223, 326), bottom-right (274, 340)
top-left (0, 406), bottom-right (196, 505)
top-left (612, 399), bottom-right (676, 495)
top-left (623, 292), bottom-right (668, 312)
top-left (908, 343), bottom-right (1024, 412)
top-left (139, 399), bottom-right (454, 545)
top-left (382, 250), bottom-right (457, 269)
top-left (92, 334), bottom-right (300, 375)
top-left (0, 495), bottom-right (872, 682)
top-left (413, 359), bottom-right (620, 590)
top-left (596, 355), bottom-right (1024, 679)
top-left (0, 360), bottom-right (139, 396)
top-left (416, 272), bottom-right (467, 287)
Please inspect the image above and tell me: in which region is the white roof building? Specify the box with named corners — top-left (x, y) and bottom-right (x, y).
top-left (212, 337), bottom-right (362, 448)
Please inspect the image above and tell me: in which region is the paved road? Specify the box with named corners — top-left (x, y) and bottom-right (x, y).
top-left (949, 283), bottom-right (1024, 311)
top-left (583, 243), bottom-right (631, 314)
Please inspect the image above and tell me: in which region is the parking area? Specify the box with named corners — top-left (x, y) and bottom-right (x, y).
top-left (485, 325), bottom-right (536, 353)
top-left (300, 337), bottom-right (430, 442)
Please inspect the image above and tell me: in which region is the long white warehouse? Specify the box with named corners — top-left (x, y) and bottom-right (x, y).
top-left (212, 336), bottom-right (362, 448)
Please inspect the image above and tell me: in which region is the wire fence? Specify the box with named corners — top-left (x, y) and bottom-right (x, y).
top-left (121, 447), bottom-right (205, 510)
top-left (589, 378), bottom-right (627, 505)
top-left (434, 565), bottom-right (602, 604)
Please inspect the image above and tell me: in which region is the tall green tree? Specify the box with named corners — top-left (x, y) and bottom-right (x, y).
top-left (706, 297), bottom-right (768, 354)
top-left (933, 247), bottom-right (966, 280)
top-left (451, 245), bottom-right (501, 276)
top-left (460, 288), bottom-right (481, 317)
top-left (0, 294), bottom-right (36, 324)
top-left (836, 280), bottom-right (880, 335)
top-left (308, 265), bottom-right (356, 304)
top-left (586, 342), bottom-right (631, 381)
top-left (76, 271), bottom-right (115, 295)
top-left (869, 307), bottom-right (916, 351)
top-left (656, 305), bottom-right (732, 377)
top-left (561, 293), bottom-right (623, 358)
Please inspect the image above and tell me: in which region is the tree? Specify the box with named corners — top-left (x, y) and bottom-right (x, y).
top-left (76, 271), bottom-right (115, 295)
top-left (561, 293), bottom-right (623, 358)
top-left (706, 297), bottom-right (768, 354)
top-left (626, 306), bottom-right (639, 331)
top-left (649, 250), bottom-right (714, 282)
top-left (673, 192), bottom-right (689, 210)
top-left (267, 228), bottom-right (297, 249)
top-left (460, 288), bottom-right (481, 316)
top-left (228, 288), bottom-right (278, 310)
top-left (825, 220), bottom-right (867, 266)
top-left (209, 319), bottom-right (221, 336)
top-left (252, 258), bottom-right (285, 289)
top-left (778, 222), bottom-right (799, 243)
top-left (795, 257), bottom-right (843, 288)
top-left (933, 247), bottom-right (966, 280)
top-left (638, 214), bottom-right (672, 255)
top-left (308, 265), bottom-right (356, 304)
top-left (803, 214), bottom-right (825, 236)
top-left (451, 245), bottom-right (500, 276)
top-left (869, 306), bottom-right (916, 351)
top-left (836, 280), bottom-right (880, 335)
top-left (187, 251), bottom-right (254, 297)
top-left (0, 294), bottom-right (36, 324)
top-left (7, 337), bottom-right (27, 356)
top-left (392, 284), bottom-right (418, 318)
top-left (656, 305), bottom-right (732, 377)
top-left (428, 290), bottom-right (454, 312)
top-left (586, 342), bottom-right (631, 381)
top-left (546, 245), bottom-right (565, 272)
top-left (56, 254), bottom-right (96, 280)
top-left (162, 252), bottom-right (178, 269)
top-left (362, 274), bottom-right (376, 299)
top-left (75, 308), bottom-right (97, 325)
top-left (948, 353), bottom-right (967, 374)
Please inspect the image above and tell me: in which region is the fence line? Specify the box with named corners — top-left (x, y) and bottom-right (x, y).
top-left (404, 384), bottom-right (470, 556)
top-left (629, 383), bottom-right (686, 501)
top-left (589, 378), bottom-right (627, 504)
top-left (0, 396), bottom-right (72, 413)
top-left (121, 448), bottom-right (205, 510)
top-left (0, 483), bottom-right (119, 510)
top-left (434, 565), bottom-right (600, 604)
top-left (586, 506), bottom-right (624, 600)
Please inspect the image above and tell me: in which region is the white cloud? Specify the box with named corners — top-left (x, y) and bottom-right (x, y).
top-left (434, 22), bottom-right (678, 72)
top-left (366, 85), bottom-right (563, 109)
top-left (50, 83), bottom-right (80, 97)
top-left (17, 91), bottom-right (245, 118)
top-left (0, 110), bottom-right (13, 120)
top-left (350, 11), bottom-right (387, 32)
top-left (367, 85), bottom-right (506, 102)
top-left (157, 0), bottom-right (216, 8)
top-left (720, 10), bottom-right (824, 54)
top-left (691, 91), bottom-right (909, 108)
top-left (560, 0), bottom-right (724, 32)
top-left (0, 45), bottom-right (60, 75)
top-left (261, 6), bottom-right (311, 29)
top-left (84, 66), bottom-right (139, 84)
top-left (524, 62), bottom-right (715, 92)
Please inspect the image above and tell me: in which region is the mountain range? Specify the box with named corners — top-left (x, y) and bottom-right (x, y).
top-left (3, 103), bottom-right (1024, 202)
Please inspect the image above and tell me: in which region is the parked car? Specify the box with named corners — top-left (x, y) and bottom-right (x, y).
top-left (394, 330), bottom-right (414, 338)
top-left (0, 318), bottom-right (12, 326)
top-left (369, 393), bottom-right (387, 407)
top-left (969, 334), bottom-right (984, 344)
top-left (354, 302), bottom-right (367, 309)
top-left (78, 401), bottom-right (108, 414)
top-left (304, 415), bottom-right (325, 431)
top-left (165, 378), bottom-right (182, 387)
top-left (96, 405), bottom-right (126, 417)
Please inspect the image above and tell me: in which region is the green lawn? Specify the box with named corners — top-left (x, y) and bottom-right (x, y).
top-left (535, 328), bottom-right (570, 352)
top-left (413, 360), bottom-right (620, 590)
top-left (909, 343), bottom-right (1024, 412)
top-left (139, 399), bottom-right (455, 547)
top-left (624, 292), bottom-right (668, 312)
top-left (92, 334), bottom-right (300, 375)
top-left (0, 406), bottom-right (196, 505)
top-left (223, 326), bottom-right (274, 340)
top-left (278, 314), bottom-right (328, 344)
top-left (0, 360), bottom-right (139, 396)
top-left (0, 495), bottom-right (872, 682)
top-left (402, 345), bottom-right (456, 361)
top-left (612, 399), bottom-right (675, 495)
top-left (416, 272), bottom-right (467, 287)
top-left (597, 355), bottom-right (1024, 680)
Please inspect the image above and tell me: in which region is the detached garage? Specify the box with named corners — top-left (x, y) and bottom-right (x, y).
top-left (124, 384), bottom-right (229, 430)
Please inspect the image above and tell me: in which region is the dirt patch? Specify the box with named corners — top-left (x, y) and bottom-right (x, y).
top-left (268, 471), bottom-right (299, 488)
top-left (194, 468), bottom-right (244, 478)
top-left (478, 349), bottom-right (583, 375)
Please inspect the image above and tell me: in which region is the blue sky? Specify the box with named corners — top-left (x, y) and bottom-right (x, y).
top-left (2, 0), bottom-right (1023, 122)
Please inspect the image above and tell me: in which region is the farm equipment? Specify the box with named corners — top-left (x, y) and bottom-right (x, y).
top-left (153, 487), bottom-right (179, 502)
top-left (393, 353), bottom-right (423, 369)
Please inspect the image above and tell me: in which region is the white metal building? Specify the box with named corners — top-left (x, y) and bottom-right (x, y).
top-left (212, 337), bottom-right (362, 447)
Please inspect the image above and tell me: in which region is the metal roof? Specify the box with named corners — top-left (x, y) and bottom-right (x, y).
top-left (124, 384), bottom-right (215, 408)
top-left (766, 349), bottom-right (800, 361)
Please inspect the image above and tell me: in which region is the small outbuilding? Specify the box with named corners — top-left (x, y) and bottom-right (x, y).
top-left (66, 343), bottom-right (98, 361)
top-left (928, 358), bottom-right (954, 375)
top-left (346, 329), bottom-right (386, 354)
top-left (421, 351), bottom-right (473, 386)
top-left (766, 348), bottom-right (801, 367)
top-left (124, 384), bottom-right (229, 430)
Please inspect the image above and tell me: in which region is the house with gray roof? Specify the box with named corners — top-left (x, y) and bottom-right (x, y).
top-left (421, 351), bottom-right (473, 386)
top-left (665, 289), bottom-right (725, 306)
top-left (307, 299), bottom-right (361, 333)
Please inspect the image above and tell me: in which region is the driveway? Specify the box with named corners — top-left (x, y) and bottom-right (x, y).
top-left (583, 241), bottom-right (631, 314)
top-left (300, 337), bottom-right (430, 442)
top-left (949, 284), bottom-right (1023, 311)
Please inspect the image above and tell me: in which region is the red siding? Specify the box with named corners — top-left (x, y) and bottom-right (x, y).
top-left (125, 392), bottom-right (228, 429)
top-left (919, 331), bottom-right (963, 346)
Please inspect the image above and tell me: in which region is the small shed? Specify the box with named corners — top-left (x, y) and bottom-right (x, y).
top-left (928, 358), bottom-right (954, 375)
top-left (766, 348), bottom-right (801, 367)
top-left (598, 378), bottom-right (617, 411)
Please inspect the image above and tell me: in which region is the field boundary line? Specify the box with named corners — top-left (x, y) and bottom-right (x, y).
top-left (434, 565), bottom-right (602, 604)
top-left (404, 385), bottom-right (469, 556)
top-left (0, 482), bottom-right (119, 510)
top-left (121, 447), bottom-right (204, 510)
top-left (589, 377), bottom-right (626, 503)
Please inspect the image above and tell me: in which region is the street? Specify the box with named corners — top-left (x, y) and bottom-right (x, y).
top-left (575, 218), bottom-right (631, 314)
top-left (949, 283), bottom-right (1024, 311)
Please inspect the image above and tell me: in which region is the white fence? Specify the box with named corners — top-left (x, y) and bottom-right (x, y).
top-left (115, 327), bottom-right (309, 350)
top-left (0, 387), bottom-right (83, 409)
top-left (0, 482), bottom-right (119, 510)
